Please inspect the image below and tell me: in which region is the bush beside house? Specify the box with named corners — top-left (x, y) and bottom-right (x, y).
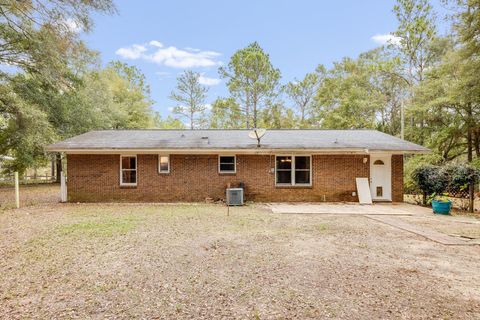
top-left (411, 163), bottom-right (480, 212)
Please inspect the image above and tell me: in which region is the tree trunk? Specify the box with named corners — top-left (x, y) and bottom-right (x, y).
top-left (55, 153), bottom-right (62, 183)
top-left (245, 91), bottom-right (250, 129)
top-left (467, 105), bottom-right (474, 213)
top-left (51, 160), bottom-right (55, 180)
top-left (252, 93), bottom-right (258, 129)
top-left (301, 103), bottom-right (306, 127)
top-left (474, 129), bottom-right (480, 158)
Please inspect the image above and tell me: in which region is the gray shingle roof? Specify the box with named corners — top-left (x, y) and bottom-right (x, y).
top-left (47, 129), bottom-right (429, 153)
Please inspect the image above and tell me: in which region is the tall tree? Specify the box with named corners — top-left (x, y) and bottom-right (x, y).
top-left (446, 0), bottom-right (480, 211)
top-left (153, 113), bottom-right (186, 129)
top-left (0, 0), bottom-right (115, 175)
top-left (449, 0), bottom-right (480, 159)
top-left (258, 100), bottom-right (297, 129)
top-left (314, 53), bottom-right (386, 129)
top-left (412, 49), bottom-right (469, 161)
top-left (0, 61), bottom-right (156, 175)
top-left (392, 0), bottom-right (437, 142)
top-left (219, 42), bottom-right (281, 129)
top-left (0, 80), bottom-right (55, 173)
top-left (0, 0), bottom-right (115, 82)
top-left (285, 67), bottom-right (323, 128)
top-left (169, 70), bottom-right (208, 129)
top-left (102, 61), bottom-right (154, 129)
top-left (393, 0), bottom-right (437, 84)
top-left (209, 97), bottom-right (244, 129)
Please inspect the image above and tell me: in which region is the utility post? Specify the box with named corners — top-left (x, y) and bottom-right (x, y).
top-left (400, 100), bottom-right (405, 140)
top-left (14, 172), bottom-right (19, 209)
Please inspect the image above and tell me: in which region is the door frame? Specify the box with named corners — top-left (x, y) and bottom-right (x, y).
top-left (369, 154), bottom-right (392, 201)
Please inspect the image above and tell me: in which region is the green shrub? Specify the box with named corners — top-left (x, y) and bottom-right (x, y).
top-left (412, 164), bottom-right (449, 195)
top-left (444, 163), bottom-right (480, 192)
top-left (404, 154), bottom-right (443, 194)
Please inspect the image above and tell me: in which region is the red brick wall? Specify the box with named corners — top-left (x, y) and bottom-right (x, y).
top-left (391, 154), bottom-right (404, 202)
top-left (66, 154), bottom-right (404, 203)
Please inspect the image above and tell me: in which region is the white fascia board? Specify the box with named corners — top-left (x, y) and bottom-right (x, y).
top-left (49, 148), bottom-right (428, 155)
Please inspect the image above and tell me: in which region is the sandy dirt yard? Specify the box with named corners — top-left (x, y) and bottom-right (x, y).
top-left (0, 184), bottom-right (59, 210)
top-left (0, 200), bottom-right (480, 320)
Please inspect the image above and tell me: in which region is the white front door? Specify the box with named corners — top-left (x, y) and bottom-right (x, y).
top-left (370, 155), bottom-right (392, 201)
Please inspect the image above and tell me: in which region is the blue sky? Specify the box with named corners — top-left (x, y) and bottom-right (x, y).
top-left (82, 0), bottom-right (449, 117)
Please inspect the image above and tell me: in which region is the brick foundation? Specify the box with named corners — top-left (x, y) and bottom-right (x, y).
top-left (66, 154), bottom-right (404, 203)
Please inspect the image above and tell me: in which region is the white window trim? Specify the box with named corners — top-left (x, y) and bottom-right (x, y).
top-left (158, 154), bottom-right (170, 174)
top-left (275, 155), bottom-right (312, 186)
top-left (218, 155), bottom-right (236, 174)
top-left (120, 155), bottom-right (137, 186)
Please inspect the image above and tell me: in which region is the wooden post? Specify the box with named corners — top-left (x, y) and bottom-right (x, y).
top-left (14, 172), bottom-right (19, 209)
top-left (60, 172), bottom-right (67, 202)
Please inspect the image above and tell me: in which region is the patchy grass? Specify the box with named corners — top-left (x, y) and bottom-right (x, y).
top-left (0, 202), bottom-right (479, 319)
top-left (56, 215), bottom-right (141, 237)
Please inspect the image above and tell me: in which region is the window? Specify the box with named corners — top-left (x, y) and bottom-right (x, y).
top-left (158, 155), bottom-right (170, 173)
top-left (120, 155), bottom-right (137, 186)
top-left (219, 155), bottom-right (236, 173)
top-left (276, 156), bottom-right (292, 184)
top-left (294, 156), bottom-right (311, 184)
top-left (275, 155), bottom-right (311, 186)
top-left (373, 159), bottom-right (385, 165)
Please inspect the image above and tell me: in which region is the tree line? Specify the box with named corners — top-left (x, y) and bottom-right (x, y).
top-left (0, 0), bottom-right (479, 180)
top-left (171, 0), bottom-right (479, 167)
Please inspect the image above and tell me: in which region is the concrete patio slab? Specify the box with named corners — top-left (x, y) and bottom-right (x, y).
top-left (268, 203), bottom-right (416, 215)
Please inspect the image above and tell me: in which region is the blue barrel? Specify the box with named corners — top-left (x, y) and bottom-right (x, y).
top-left (432, 200), bottom-right (452, 215)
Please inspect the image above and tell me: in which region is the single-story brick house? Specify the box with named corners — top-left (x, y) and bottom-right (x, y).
top-left (46, 129), bottom-right (429, 203)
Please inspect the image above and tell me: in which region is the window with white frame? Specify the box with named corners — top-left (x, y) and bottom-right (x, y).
top-left (275, 155), bottom-right (311, 186)
top-left (120, 155), bottom-right (137, 186)
top-left (158, 155), bottom-right (170, 173)
top-left (219, 155), bottom-right (236, 173)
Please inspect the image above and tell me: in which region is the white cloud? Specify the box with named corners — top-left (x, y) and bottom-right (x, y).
top-left (198, 75), bottom-right (221, 86)
top-left (168, 107), bottom-right (174, 112)
top-left (147, 47), bottom-right (221, 68)
top-left (204, 103), bottom-right (212, 110)
top-left (64, 18), bottom-right (82, 33)
top-left (115, 44), bottom-right (147, 59)
top-left (115, 41), bottom-right (221, 68)
top-left (371, 34), bottom-right (402, 46)
top-left (149, 40), bottom-right (163, 48)
top-left (184, 47), bottom-right (201, 52)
